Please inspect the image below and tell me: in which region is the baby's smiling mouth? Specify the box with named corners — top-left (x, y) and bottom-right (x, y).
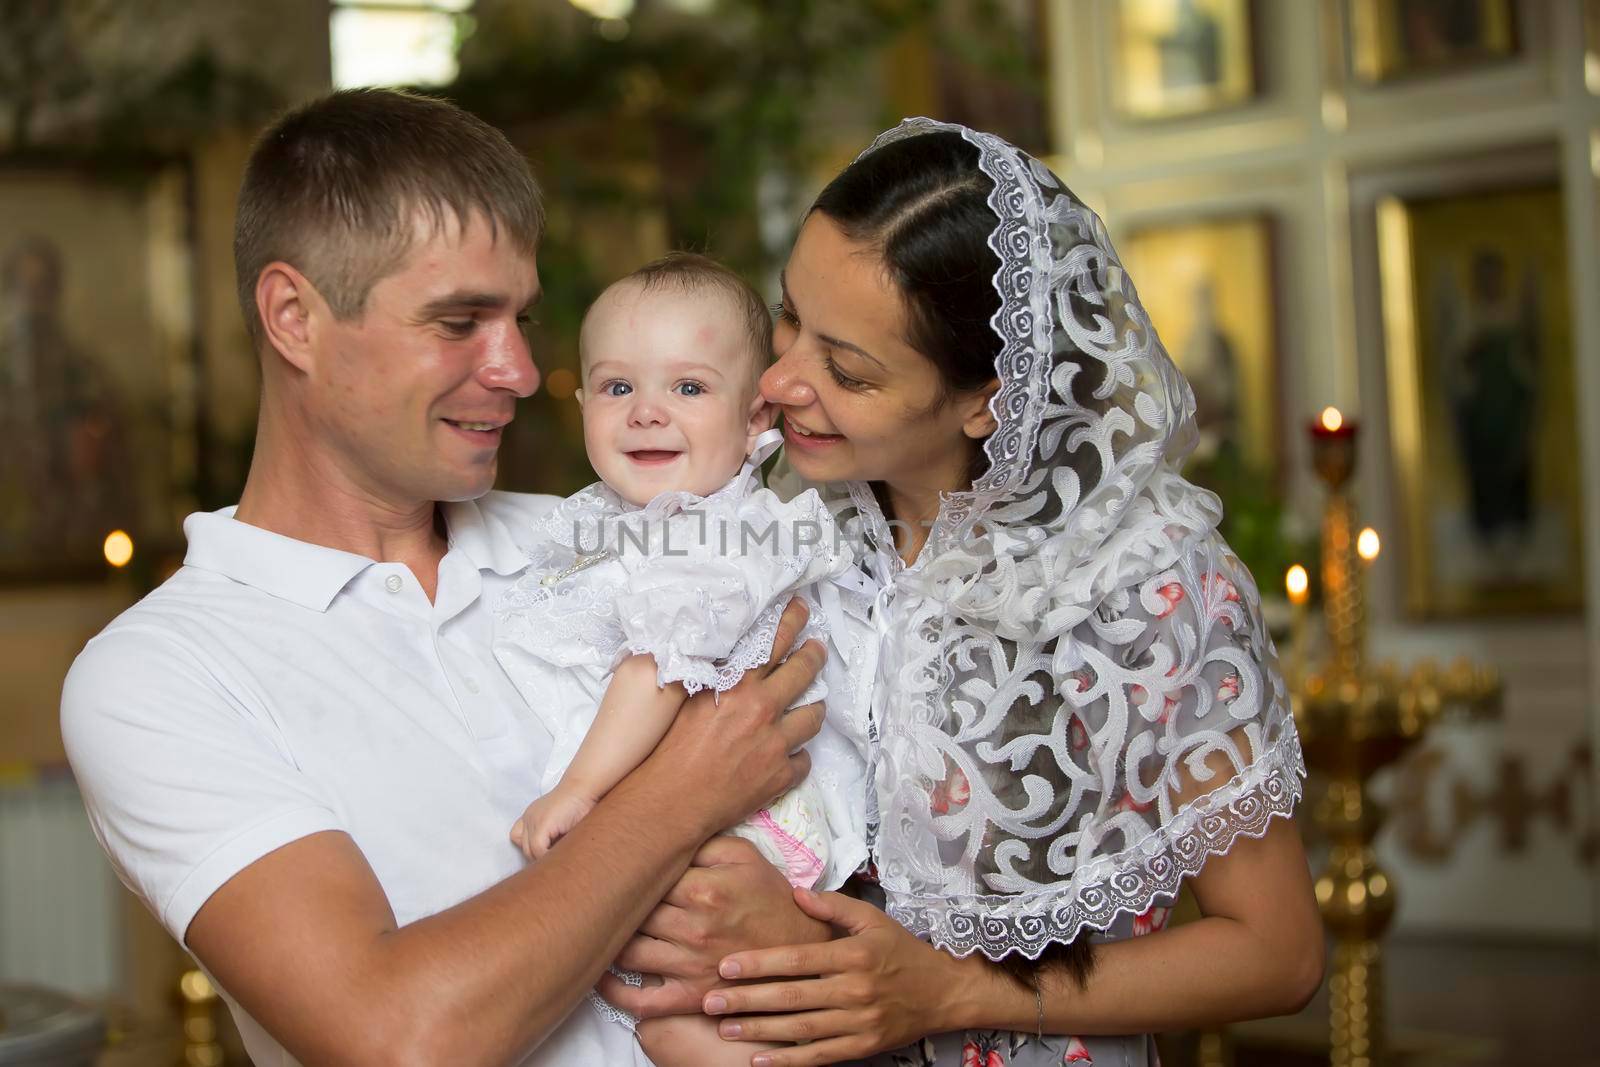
top-left (625, 449), bottom-right (681, 465)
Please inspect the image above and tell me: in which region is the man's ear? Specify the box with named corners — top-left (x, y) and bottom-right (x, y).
top-left (574, 387), bottom-right (586, 408)
top-left (745, 392), bottom-right (776, 449)
top-left (257, 262), bottom-right (321, 375)
top-left (960, 378), bottom-right (1001, 440)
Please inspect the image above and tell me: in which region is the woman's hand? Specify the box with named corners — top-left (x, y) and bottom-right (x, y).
top-left (703, 887), bottom-right (976, 1066)
top-left (598, 836), bottom-right (831, 1017)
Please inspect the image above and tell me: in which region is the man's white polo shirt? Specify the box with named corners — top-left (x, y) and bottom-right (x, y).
top-left (61, 493), bottom-right (652, 1067)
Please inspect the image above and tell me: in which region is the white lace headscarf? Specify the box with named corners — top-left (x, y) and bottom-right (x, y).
top-left (829, 119), bottom-right (1305, 960)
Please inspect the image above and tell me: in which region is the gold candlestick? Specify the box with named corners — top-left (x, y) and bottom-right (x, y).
top-left (1293, 407), bottom-right (1499, 1067)
top-left (178, 966), bottom-right (225, 1067)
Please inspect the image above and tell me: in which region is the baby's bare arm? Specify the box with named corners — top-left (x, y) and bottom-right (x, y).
top-left (559, 655), bottom-right (686, 803)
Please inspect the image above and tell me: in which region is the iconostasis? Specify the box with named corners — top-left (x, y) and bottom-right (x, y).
top-left (1046, 0), bottom-right (1600, 943)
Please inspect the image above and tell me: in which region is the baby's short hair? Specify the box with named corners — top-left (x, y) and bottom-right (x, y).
top-left (586, 252), bottom-right (772, 389)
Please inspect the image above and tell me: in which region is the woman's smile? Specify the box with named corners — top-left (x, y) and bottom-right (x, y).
top-left (781, 418), bottom-right (844, 451)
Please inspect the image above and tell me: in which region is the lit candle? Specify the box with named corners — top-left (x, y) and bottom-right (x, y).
top-left (1285, 564), bottom-right (1310, 684)
top-left (1286, 564), bottom-right (1310, 603)
top-left (1310, 405), bottom-right (1357, 440)
top-left (1309, 406), bottom-right (1359, 489)
top-left (1357, 527), bottom-right (1380, 563)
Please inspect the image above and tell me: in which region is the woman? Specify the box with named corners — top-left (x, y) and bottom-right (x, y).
top-left (701, 120), bottom-right (1325, 1065)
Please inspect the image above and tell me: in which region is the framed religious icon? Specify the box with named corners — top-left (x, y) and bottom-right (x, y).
top-left (1378, 181), bottom-right (1584, 617)
top-left (0, 158), bottom-right (198, 581)
top-left (1112, 0), bottom-right (1256, 120)
top-left (1119, 213), bottom-right (1280, 478)
top-left (1349, 0), bottom-right (1518, 84)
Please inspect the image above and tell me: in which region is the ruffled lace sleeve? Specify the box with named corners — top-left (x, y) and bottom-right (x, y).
top-left (875, 532), bottom-right (1303, 960)
top-left (611, 486), bottom-right (852, 695)
top-left (1046, 536), bottom-right (1302, 881)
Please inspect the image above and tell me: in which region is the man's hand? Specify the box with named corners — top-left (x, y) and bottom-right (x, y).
top-left (634, 598), bottom-right (826, 840)
top-left (598, 836), bottom-right (833, 1018)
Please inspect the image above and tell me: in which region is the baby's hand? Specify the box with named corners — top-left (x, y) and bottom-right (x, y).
top-left (510, 790), bottom-right (596, 861)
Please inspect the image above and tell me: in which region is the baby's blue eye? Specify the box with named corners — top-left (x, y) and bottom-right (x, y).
top-left (603, 381), bottom-right (632, 397)
top-left (675, 381), bottom-right (705, 397)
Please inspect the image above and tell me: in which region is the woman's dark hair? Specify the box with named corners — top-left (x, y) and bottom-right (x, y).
top-left (820, 132), bottom-right (1099, 991)
top-left (810, 131), bottom-right (1001, 422)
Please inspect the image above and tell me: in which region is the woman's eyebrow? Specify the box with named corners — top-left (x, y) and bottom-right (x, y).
top-left (779, 270), bottom-right (887, 372)
top-left (819, 333), bottom-right (886, 372)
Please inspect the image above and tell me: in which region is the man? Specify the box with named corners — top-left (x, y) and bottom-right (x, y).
top-left (62, 89), bottom-right (825, 1066)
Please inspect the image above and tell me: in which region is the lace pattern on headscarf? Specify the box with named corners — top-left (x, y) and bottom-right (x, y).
top-left (837, 118), bottom-right (1305, 960)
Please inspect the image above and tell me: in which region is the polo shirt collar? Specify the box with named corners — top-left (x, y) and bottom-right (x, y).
top-left (183, 507), bottom-right (374, 612)
top-left (182, 498), bottom-right (527, 612)
top-left (443, 497), bottom-right (534, 577)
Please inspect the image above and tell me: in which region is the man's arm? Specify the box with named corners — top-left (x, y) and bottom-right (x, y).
top-left (189, 772), bottom-right (698, 1066)
top-left (182, 599), bottom-right (824, 1067)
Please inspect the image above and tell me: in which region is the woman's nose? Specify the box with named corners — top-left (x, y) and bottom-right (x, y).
top-left (760, 352), bottom-right (817, 407)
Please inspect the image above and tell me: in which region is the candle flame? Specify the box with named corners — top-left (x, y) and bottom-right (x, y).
top-left (104, 530), bottom-right (134, 568)
top-left (1285, 564), bottom-right (1309, 605)
top-left (1357, 527), bottom-right (1381, 562)
top-left (1320, 406), bottom-right (1343, 433)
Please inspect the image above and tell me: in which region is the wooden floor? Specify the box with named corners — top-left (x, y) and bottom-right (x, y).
top-left (1160, 934), bottom-right (1600, 1067)
top-left (97, 934), bottom-right (1600, 1065)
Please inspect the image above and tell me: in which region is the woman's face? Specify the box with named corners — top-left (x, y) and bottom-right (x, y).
top-left (761, 213), bottom-right (993, 495)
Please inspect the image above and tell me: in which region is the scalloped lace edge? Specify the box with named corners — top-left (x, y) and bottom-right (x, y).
top-left (885, 726), bottom-right (1306, 961)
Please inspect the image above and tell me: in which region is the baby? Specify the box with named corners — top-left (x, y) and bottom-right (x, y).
top-left (493, 253), bottom-right (869, 1066)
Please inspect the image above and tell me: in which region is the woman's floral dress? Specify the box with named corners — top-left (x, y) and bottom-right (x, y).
top-left (850, 898), bottom-right (1173, 1067)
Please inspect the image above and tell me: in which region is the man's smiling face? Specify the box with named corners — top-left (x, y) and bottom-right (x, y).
top-left (309, 209), bottom-right (543, 506)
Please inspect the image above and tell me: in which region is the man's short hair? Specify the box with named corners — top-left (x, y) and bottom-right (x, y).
top-left (585, 252), bottom-right (773, 390)
top-left (234, 88), bottom-right (543, 352)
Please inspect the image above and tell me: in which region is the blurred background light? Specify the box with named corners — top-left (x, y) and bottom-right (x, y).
top-left (331, 0), bottom-right (476, 89)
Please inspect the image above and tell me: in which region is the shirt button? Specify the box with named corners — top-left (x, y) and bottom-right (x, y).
top-left (384, 574), bottom-right (403, 593)
top-left (464, 676), bottom-right (481, 694)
